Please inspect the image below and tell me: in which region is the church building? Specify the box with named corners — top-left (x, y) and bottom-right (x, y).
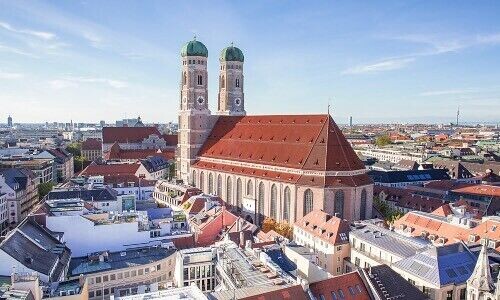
top-left (176, 38), bottom-right (373, 225)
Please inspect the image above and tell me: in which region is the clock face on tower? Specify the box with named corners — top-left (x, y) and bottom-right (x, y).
top-left (197, 96), bottom-right (205, 105)
top-left (234, 98), bottom-right (241, 106)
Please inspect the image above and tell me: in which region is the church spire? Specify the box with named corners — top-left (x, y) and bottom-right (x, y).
top-left (468, 241), bottom-right (494, 293)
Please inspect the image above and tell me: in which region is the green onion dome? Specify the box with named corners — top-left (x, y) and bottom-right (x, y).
top-left (220, 44), bottom-right (244, 62)
top-left (181, 38), bottom-right (208, 57)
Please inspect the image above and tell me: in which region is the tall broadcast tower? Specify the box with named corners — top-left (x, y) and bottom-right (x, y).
top-left (456, 106), bottom-right (460, 126)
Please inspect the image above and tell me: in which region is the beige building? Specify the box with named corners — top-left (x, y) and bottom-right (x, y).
top-left (293, 210), bottom-right (351, 276)
top-left (81, 138), bottom-right (103, 162)
top-left (68, 247), bottom-right (177, 299)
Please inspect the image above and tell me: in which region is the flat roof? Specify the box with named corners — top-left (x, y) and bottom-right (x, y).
top-left (69, 247), bottom-right (176, 276)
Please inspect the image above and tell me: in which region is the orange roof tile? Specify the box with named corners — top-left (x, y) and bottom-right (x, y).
top-left (294, 210), bottom-right (350, 245)
top-left (309, 272), bottom-right (370, 300)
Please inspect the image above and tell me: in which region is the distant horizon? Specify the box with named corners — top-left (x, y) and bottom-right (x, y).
top-left (1, 1), bottom-right (499, 123)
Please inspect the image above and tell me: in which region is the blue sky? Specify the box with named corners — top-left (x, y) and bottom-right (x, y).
top-left (0, 1), bottom-right (499, 124)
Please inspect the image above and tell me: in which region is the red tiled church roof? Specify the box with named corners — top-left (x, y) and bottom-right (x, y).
top-left (193, 115), bottom-right (372, 187)
top-left (198, 115), bottom-right (365, 171)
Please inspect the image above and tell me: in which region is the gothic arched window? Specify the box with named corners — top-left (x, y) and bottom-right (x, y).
top-left (247, 180), bottom-right (253, 196)
top-left (226, 177), bottom-right (232, 205)
top-left (258, 182), bottom-right (265, 224)
top-left (303, 189), bottom-right (313, 216)
top-left (334, 190), bottom-right (345, 219)
top-left (199, 172), bottom-right (204, 192)
top-left (360, 189), bottom-right (367, 220)
top-left (183, 72), bottom-right (187, 85)
top-left (236, 178), bottom-right (242, 212)
top-left (270, 184), bottom-right (277, 220)
top-left (235, 78), bottom-right (240, 88)
top-left (208, 173), bottom-right (214, 194)
top-left (217, 175), bottom-right (222, 196)
top-left (283, 187), bottom-right (291, 222)
top-left (221, 75), bottom-right (225, 89)
top-left (197, 74), bottom-right (203, 85)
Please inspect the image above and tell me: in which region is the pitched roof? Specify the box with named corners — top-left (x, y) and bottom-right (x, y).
top-left (81, 138), bottom-right (102, 151)
top-left (393, 242), bottom-right (476, 287)
top-left (197, 115), bottom-right (365, 172)
top-left (364, 265), bottom-right (430, 300)
top-left (369, 169), bottom-right (450, 184)
top-left (0, 168), bottom-right (35, 191)
top-left (105, 142), bottom-right (175, 161)
top-left (294, 210), bottom-right (350, 245)
top-left (309, 271), bottom-right (370, 300)
top-left (452, 184), bottom-right (500, 198)
top-left (0, 218), bottom-right (71, 282)
top-left (102, 127), bottom-right (163, 144)
top-left (47, 187), bottom-right (117, 202)
top-left (80, 163), bottom-right (141, 177)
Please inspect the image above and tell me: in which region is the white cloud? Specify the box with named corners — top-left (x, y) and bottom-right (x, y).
top-left (0, 71), bottom-right (24, 79)
top-left (342, 58), bottom-right (415, 74)
top-left (49, 76), bottom-right (128, 89)
top-left (0, 44), bottom-right (37, 57)
top-left (0, 21), bottom-right (56, 40)
top-left (419, 89), bottom-right (474, 96)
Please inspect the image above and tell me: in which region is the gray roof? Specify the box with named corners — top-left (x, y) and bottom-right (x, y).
top-left (350, 223), bottom-right (430, 258)
top-left (365, 265), bottom-right (430, 300)
top-left (393, 242), bottom-right (476, 286)
top-left (69, 247), bottom-right (176, 276)
top-left (0, 168), bottom-right (35, 192)
top-left (0, 218), bottom-right (71, 282)
top-left (47, 186), bottom-right (117, 202)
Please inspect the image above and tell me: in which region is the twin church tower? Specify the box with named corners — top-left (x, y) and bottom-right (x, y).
top-left (177, 38), bottom-right (246, 182)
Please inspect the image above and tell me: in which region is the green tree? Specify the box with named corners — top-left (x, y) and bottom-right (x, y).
top-left (73, 156), bottom-right (87, 173)
top-left (375, 135), bottom-right (391, 147)
top-left (38, 182), bottom-right (55, 200)
top-left (66, 142), bottom-right (82, 157)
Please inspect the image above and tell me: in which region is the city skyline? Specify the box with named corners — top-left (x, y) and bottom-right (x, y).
top-left (1, 1), bottom-right (500, 124)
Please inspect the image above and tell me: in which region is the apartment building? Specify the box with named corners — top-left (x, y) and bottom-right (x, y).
top-left (174, 247), bottom-right (216, 292)
top-left (68, 246), bottom-right (176, 299)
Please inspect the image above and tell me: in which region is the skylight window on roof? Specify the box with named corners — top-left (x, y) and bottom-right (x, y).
top-left (331, 291), bottom-right (337, 300)
top-left (457, 265), bottom-right (468, 275)
top-left (338, 289), bottom-right (345, 299)
top-left (348, 287), bottom-right (355, 296)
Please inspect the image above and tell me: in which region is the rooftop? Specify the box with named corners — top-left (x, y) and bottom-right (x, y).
top-left (69, 246), bottom-right (176, 276)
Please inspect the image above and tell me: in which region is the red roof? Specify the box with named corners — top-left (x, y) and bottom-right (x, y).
top-left (452, 184), bottom-right (500, 197)
top-left (105, 142), bottom-right (175, 161)
top-left (240, 285), bottom-right (307, 300)
top-left (102, 127), bottom-right (177, 146)
top-left (294, 210), bottom-right (350, 245)
top-left (81, 138), bottom-right (102, 150)
top-left (309, 272), bottom-right (370, 300)
top-left (193, 115), bottom-right (371, 188)
top-left (80, 163), bottom-right (140, 176)
top-left (198, 115), bottom-right (365, 172)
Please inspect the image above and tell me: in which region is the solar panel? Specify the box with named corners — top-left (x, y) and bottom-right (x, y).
top-left (445, 268), bottom-right (457, 278)
top-left (457, 266), bottom-right (468, 275)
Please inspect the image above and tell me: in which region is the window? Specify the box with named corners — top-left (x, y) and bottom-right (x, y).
top-left (226, 177), bottom-right (232, 205)
top-left (208, 174), bottom-right (214, 194)
top-left (236, 178), bottom-right (242, 211)
top-left (110, 274), bottom-right (116, 281)
top-left (270, 184), bottom-right (277, 220)
top-left (182, 72), bottom-right (187, 85)
top-left (354, 257), bottom-right (360, 267)
top-left (217, 175), bottom-right (222, 196)
top-left (95, 277), bottom-right (101, 283)
top-left (199, 172), bottom-right (205, 192)
top-left (103, 275), bottom-right (108, 282)
top-left (423, 286), bottom-right (430, 296)
top-left (360, 189), bottom-right (367, 219)
top-left (338, 289), bottom-right (345, 299)
top-left (334, 190), bottom-right (345, 219)
top-left (408, 278), bottom-right (416, 285)
top-left (235, 78), bottom-right (240, 88)
top-left (283, 187), bottom-right (290, 222)
top-left (258, 182), bottom-right (265, 224)
top-left (89, 291), bottom-right (95, 298)
top-left (446, 290), bottom-right (453, 300)
top-left (247, 180), bottom-right (253, 196)
top-left (138, 269), bottom-right (143, 275)
top-left (197, 75), bottom-right (203, 85)
top-left (95, 290), bottom-right (102, 297)
top-left (221, 75), bottom-right (225, 89)
top-left (459, 288), bottom-right (466, 300)
top-left (303, 189), bottom-right (313, 215)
